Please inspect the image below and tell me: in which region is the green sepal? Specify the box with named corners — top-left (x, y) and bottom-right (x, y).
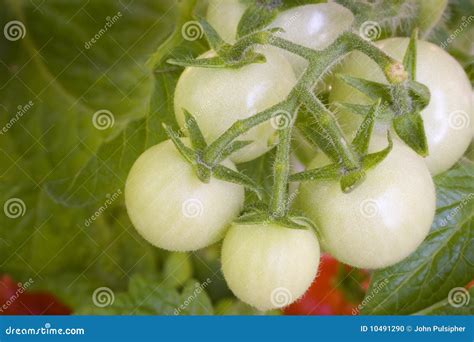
top-left (167, 51), bottom-right (266, 69)
top-left (351, 99), bottom-right (381, 156)
top-left (216, 140), bottom-right (253, 163)
top-left (403, 29), bottom-right (418, 81)
top-left (237, 2), bottom-right (280, 39)
top-left (289, 163), bottom-right (340, 182)
top-left (182, 109), bottom-right (207, 151)
top-left (273, 216), bottom-right (310, 230)
top-left (393, 111), bottom-right (428, 156)
top-left (213, 164), bottom-right (263, 200)
top-left (162, 124), bottom-right (196, 164)
top-left (336, 74), bottom-right (392, 102)
top-left (340, 169), bottom-right (366, 193)
top-left (336, 102), bottom-right (394, 121)
top-left (407, 80), bottom-right (430, 110)
top-left (196, 16), bottom-right (228, 52)
top-left (234, 211), bottom-right (268, 225)
top-left (361, 131), bottom-right (393, 171)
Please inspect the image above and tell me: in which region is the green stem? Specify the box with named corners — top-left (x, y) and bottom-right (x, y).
top-left (268, 36), bottom-right (318, 60)
top-left (269, 124), bottom-right (293, 218)
top-left (201, 98), bottom-right (296, 166)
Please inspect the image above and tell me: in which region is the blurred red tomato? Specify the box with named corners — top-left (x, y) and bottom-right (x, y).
top-left (0, 275), bottom-right (71, 315)
top-left (284, 254), bottom-right (368, 315)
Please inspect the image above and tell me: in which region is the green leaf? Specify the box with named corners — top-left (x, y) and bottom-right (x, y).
top-left (403, 29), bottom-right (418, 81)
top-left (361, 160), bottom-right (474, 314)
top-left (78, 275), bottom-right (214, 315)
top-left (393, 111), bottom-right (428, 157)
top-left (414, 287), bottom-right (474, 315)
top-left (45, 2), bottom-right (207, 207)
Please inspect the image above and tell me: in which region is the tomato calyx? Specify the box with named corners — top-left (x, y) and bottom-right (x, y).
top-left (334, 30), bottom-right (430, 157)
top-left (163, 115), bottom-right (264, 200)
top-left (168, 17), bottom-right (279, 70)
top-left (290, 100), bottom-right (393, 193)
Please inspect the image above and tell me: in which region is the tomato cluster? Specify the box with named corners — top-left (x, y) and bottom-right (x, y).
top-left (125, 2), bottom-right (472, 311)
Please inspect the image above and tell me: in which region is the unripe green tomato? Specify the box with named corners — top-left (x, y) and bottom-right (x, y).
top-left (221, 223), bottom-right (320, 311)
top-left (174, 49), bottom-right (297, 163)
top-left (267, 3), bottom-right (354, 76)
top-left (296, 136), bottom-right (436, 269)
top-left (125, 139), bottom-right (244, 252)
top-left (206, 0), bottom-right (246, 43)
top-left (329, 38), bottom-right (473, 175)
